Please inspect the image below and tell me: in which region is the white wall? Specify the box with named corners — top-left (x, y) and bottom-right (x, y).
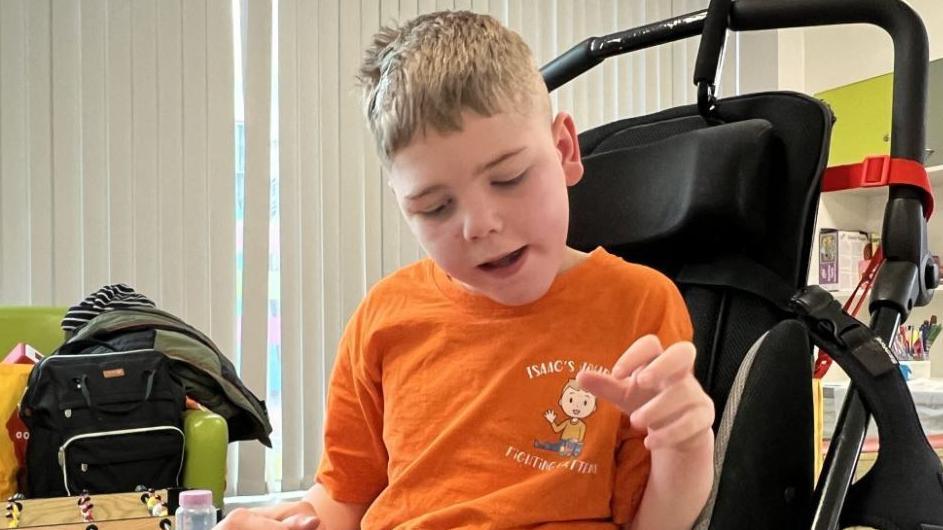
top-left (778, 0), bottom-right (943, 94)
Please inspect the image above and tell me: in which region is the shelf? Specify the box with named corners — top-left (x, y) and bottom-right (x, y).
top-left (823, 163), bottom-right (943, 199)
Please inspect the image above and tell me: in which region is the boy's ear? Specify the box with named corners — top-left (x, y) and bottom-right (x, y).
top-left (552, 112), bottom-right (583, 187)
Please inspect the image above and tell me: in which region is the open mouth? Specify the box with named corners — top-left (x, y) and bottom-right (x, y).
top-left (479, 247), bottom-right (527, 271)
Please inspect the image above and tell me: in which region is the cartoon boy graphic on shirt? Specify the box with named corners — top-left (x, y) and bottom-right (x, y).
top-left (535, 378), bottom-right (598, 457)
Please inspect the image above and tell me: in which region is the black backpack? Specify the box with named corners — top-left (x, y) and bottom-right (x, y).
top-left (19, 346), bottom-right (186, 498)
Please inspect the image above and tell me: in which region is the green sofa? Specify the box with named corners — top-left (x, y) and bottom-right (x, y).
top-left (0, 306), bottom-right (228, 507)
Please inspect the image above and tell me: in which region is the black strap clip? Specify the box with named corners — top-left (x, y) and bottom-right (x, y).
top-left (790, 286), bottom-right (899, 378)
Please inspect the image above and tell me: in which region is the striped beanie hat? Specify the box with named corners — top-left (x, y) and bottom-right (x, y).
top-left (61, 283), bottom-right (156, 334)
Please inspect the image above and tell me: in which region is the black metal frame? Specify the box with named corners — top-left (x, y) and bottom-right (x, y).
top-left (541, 1), bottom-right (935, 529)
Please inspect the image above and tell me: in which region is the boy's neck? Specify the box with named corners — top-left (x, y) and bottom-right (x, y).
top-left (559, 246), bottom-right (590, 274)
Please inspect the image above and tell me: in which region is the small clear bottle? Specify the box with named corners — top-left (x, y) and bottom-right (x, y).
top-left (175, 490), bottom-right (217, 530)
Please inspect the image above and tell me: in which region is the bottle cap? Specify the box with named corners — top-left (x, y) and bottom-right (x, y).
top-left (178, 490), bottom-right (213, 508)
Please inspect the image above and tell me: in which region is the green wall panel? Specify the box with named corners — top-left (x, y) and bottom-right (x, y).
top-left (816, 59), bottom-right (941, 168)
top-left (816, 73), bottom-right (893, 167)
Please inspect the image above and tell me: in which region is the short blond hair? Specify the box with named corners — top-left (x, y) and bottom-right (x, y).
top-left (358, 10), bottom-right (548, 164)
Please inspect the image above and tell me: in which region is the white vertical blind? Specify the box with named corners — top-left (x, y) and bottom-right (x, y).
top-left (131, 0), bottom-right (160, 301)
top-left (295, 0), bottom-right (325, 492)
top-left (1, 0), bottom-right (780, 497)
top-left (338, 0), bottom-right (367, 335)
top-left (27, 1), bottom-right (54, 304)
top-left (236, 0), bottom-right (272, 496)
top-left (182, 0), bottom-right (211, 333)
top-left (106, 1), bottom-right (134, 289)
top-left (0, 0), bottom-right (235, 340)
top-left (277, 0), bottom-right (303, 495)
top-left (51, 0), bottom-right (83, 305)
top-left (81, 0), bottom-right (110, 297)
top-left (317, 0), bottom-right (343, 399)
top-left (0, 0), bottom-right (30, 304)
top-left (206, 0), bottom-right (237, 371)
top-left (157, 0), bottom-right (186, 315)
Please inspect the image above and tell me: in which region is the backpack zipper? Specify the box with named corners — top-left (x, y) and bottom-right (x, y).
top-left (58, 425), bottom-right (185, 496)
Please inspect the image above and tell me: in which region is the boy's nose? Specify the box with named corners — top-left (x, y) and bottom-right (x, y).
top-left (462, 202), bottom-right (503, 241)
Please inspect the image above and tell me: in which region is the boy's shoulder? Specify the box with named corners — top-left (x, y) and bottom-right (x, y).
top-left (352, 257), bottom-right (442, 323)
top-left (582, 249), bottom-right (692, 339)
top-left (367, 257), bottom-right (437, 299)
top-left (583, 248), bottom-right (678, 293)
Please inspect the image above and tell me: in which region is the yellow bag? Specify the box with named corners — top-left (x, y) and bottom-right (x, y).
top-left (1, 364), bottom-right (32, 498)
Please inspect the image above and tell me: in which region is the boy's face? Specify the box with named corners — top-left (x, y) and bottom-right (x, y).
top-left (388, 107), bottom-right (584, 306)
top-left (560, 387), bottom-right (597, 419)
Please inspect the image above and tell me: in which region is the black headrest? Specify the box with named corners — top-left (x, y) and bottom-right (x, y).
top-left (568, 119), bottom-right (774, 268)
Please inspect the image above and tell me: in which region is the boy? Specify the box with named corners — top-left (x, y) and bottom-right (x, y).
top-left (219, 10), bottom-right (714, 530)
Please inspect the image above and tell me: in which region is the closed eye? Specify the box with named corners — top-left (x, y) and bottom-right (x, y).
top-left (419, 199), bottom-right (452, 217)
top-left (493, 172), bottom-right (526, 188)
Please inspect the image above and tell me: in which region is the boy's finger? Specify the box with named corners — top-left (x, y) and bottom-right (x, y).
top-left (218, 508), bottom-right (310, 530)
top-left (252, 501), bottom-right (315, 521)
top-left (629, 380), bottom-right (700, 430)
top-left (577, 370), bottom-right (637, 414)
top-left (645, 402), bottom-right (714, 450)
top-left (612, 335), bottom-right (663, 379)
top-left (636, 341), bottom-right (696, 389)
top-left (282, 515), bottom-right (321, 530)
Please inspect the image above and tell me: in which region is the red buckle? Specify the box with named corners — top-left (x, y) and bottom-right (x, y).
top-left (859, 155), bottom-right (892, 187)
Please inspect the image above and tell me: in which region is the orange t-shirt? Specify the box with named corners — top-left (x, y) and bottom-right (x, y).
top-left (317, 247), bottom-right (693, 529)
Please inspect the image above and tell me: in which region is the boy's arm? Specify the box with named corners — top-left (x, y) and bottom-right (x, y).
top-left (627, 432), bottom-right (713, 530)
top-left (304, 482), bottom-right (371, 530)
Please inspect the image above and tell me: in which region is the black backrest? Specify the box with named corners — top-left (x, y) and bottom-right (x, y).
top-left (568, 92), bottom-right (832, 528)
top-left (569, 91), bottom-right (833, 427)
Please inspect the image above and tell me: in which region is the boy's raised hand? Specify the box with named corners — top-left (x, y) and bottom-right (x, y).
top-left (576, 335), bottom-right (714, 451)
